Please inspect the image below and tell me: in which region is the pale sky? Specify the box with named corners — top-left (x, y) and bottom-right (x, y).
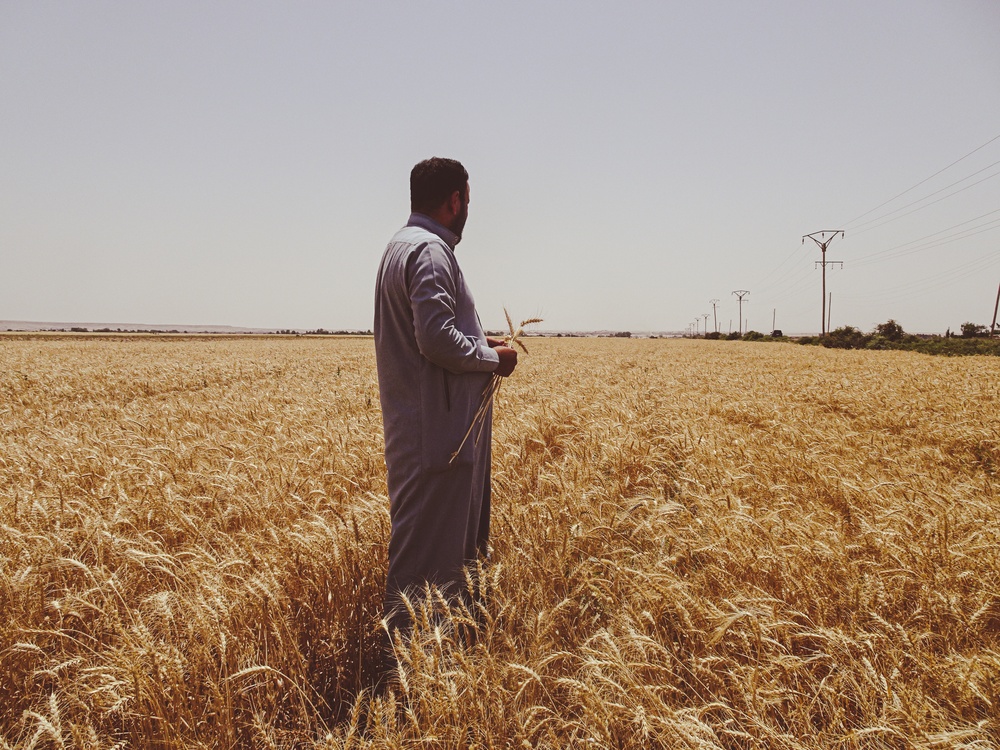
top-left (3, 1), bottom-right (999, 334)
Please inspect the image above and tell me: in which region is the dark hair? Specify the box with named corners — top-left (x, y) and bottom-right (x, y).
top-left (410, 157), bottom-right (469, 213)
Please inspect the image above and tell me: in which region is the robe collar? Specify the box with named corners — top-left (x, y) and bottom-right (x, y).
top-left (407, 212), bottom-right (461, 251)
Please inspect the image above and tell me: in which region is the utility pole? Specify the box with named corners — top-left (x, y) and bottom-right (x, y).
top-left (710, 299), bottom-right (720, 333)
top-left (803, 230), bottom-right (844, 337)
top-left (772, 308), bottom-right (776, 334)
top-left (828, 292), bottom-right (833, 333)
top-left (991, 281), bottom-right (1000, 338)
top-left (732, 290), bottom-right (750, 335)
top-left (701, 313), bottom-right (710, 336)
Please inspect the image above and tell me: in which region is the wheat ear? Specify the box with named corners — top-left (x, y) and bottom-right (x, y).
top-left (449, 309), bottom-right (542, 464)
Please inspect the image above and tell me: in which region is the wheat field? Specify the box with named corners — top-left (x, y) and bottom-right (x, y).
top-left (1, 336), bottom-right (998, 749)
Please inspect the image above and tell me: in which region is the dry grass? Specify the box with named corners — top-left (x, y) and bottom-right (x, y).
top-left (1, 336), bottom-right (998, 748)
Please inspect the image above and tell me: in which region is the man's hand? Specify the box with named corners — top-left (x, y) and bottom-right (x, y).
top-left (493, 345), bottom-right (517, 377)
top-left (486, 336), bottom-right (507, 349)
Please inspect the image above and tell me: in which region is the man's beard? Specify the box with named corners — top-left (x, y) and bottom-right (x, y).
top-left (450, 199), bottom-right (469, 241)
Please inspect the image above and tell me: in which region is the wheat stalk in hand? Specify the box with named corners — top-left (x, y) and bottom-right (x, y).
top-left (449, 309), bottom-right (543, 464)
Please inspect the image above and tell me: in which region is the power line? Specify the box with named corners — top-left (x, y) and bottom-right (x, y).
top-left (757, 265), bottom-right (816, 307)
top-left (726, 134), bottom-right (1000, 331)
top-left (851, 219), bottom-right (1000, 269)
top-left (751, 171), bottom-right (998, 302)
top-left (756, 223), bottom-right (998, 318)
top-left (848, 164), bottom-right (1000, 236)
top-left (753, 209), bottom-right (997, 302)
top-left (839, 250), bottom-right (1000, 305)
top-left (841, 132), bottom-right (1000, 228)
top-left (850, 207), bottom-right (1000, 264)
top-left (771, 270), bottom-right (820, 304)
top-left (753, 245), bottom-right (826, 297)
top-left (750, 259), bottom-right (820, 309)
top-left (749, 244), bottom-right (803, 291)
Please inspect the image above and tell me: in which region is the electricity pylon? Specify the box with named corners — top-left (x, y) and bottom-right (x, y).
top-left (803, 230), bottom-right (844, 337)
top-left (732, 290), bottom-right (749, 335)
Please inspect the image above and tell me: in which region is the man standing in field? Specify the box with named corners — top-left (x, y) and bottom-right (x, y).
top-left (374, 157), bottom-right (517, 638)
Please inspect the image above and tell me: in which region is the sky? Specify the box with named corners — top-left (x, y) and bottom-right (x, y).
top-left (2, 0), bottom-right (999, 334)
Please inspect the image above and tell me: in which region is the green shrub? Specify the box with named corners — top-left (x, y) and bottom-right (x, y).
top-left (873, 319), bottom-right (904, 342)
top-left (866, 335), bottom-right (897, 351)
top-left (821, 326), bottom-right (869, 349)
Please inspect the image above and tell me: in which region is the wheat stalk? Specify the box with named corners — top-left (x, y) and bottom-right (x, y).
top-left (5, 333), bottom-right (1000, 747)
top-left (449, 309), bottom-right (543, 464)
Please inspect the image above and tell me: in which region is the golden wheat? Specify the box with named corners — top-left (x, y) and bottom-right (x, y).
top-left (1, 335), bottom-right (998, 748)
top-left (451, 311), bottom-right (543, 464)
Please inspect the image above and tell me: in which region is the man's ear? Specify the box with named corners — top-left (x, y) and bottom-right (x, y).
top-left (449, 190), bottom-right (462, 216)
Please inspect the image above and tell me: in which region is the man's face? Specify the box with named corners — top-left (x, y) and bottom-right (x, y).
top-left (450, 182), bottom-right (470, 239)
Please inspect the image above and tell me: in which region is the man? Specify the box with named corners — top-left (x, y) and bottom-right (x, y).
top-left (374, 157), bottom-right (517, 637)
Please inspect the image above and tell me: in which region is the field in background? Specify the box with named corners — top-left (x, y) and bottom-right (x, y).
top-left (1, 337), bottom-right (998, 748)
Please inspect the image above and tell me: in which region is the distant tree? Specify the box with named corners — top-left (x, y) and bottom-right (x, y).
top-left (822, 325), bottom-right (868, 349)
top-left (613, 331), bottom-right (632, 338)
top-left (873, 319), bottom-right (904, 342)
top-left (961, 322), bottom-right (988, 338)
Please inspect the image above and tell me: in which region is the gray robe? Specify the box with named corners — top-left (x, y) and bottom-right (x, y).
top-left (374, 213), bottom-right (499, 627)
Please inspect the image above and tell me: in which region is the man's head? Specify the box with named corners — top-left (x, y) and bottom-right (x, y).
top-left (410, 157), bottom-right (470, 239)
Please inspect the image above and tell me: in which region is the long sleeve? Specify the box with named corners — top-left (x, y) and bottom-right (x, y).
top-left (406, 242), bottom-right (499, 375)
